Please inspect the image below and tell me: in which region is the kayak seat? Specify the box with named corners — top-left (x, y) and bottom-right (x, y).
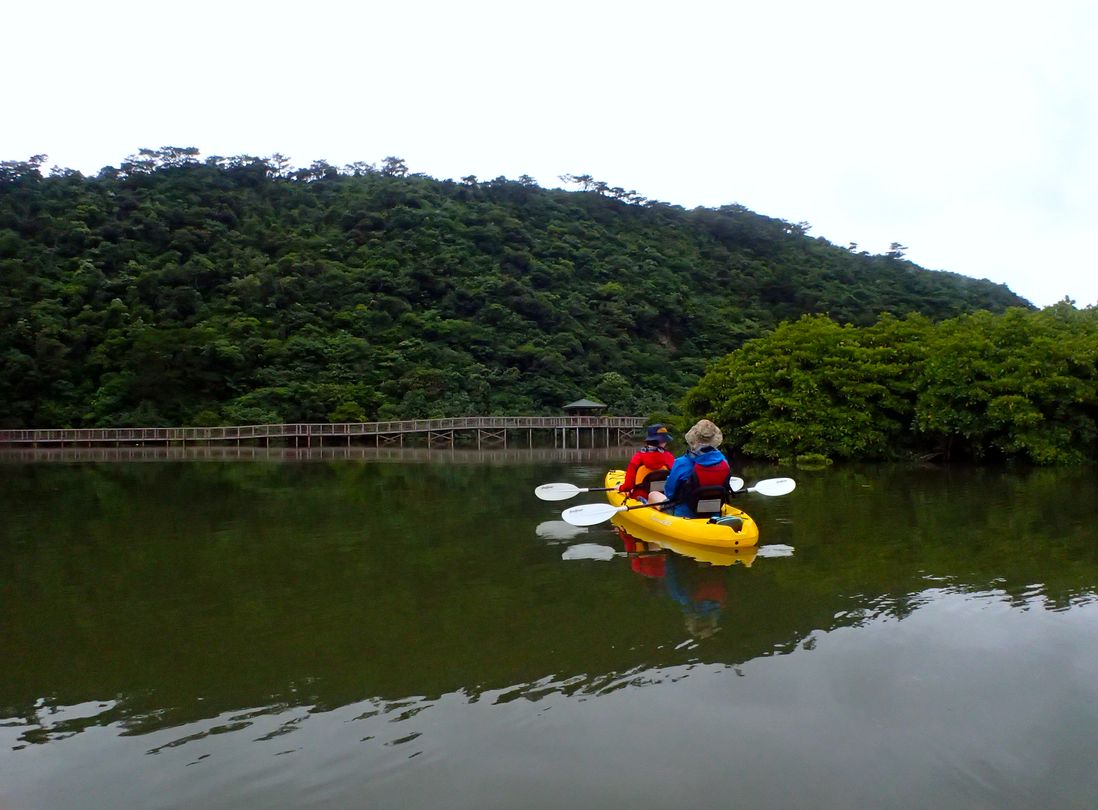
top-left (646, 469), bottom-right (669, 494)
top-left (687, 484), bottom-right (729, 518)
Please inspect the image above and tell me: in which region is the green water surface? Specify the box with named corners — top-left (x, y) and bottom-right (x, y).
top-left (2, 450), bottom-right (1097, 809)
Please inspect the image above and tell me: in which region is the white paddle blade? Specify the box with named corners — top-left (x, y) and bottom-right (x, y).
top-left (750, 477), bottom-right (796, 496)
top-left (756, 543), bottom-right (795, 558)
top-left (561, 502), bottom-right (624, 527)
top-left (535, 483), bottom-right (583, 501)
top-left (561, 543), bottom-right (617, 561)
top-left (536, 520), bottom-right (587, 541)
top-left (728, 476), bottom-right (745, 492)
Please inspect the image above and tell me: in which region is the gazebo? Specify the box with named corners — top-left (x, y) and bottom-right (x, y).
top-left (562, 398), bottom-right (607, 416)
top-left (558, 398), bottom-right (610, 448)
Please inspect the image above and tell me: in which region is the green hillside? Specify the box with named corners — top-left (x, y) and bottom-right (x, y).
top-left (0, 149), bottom-right (1030, 428)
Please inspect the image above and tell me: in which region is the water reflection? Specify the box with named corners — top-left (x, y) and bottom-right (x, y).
top-left (615, 527), bottom-right (762, 569)
top-left (555, 523), bottom-right (802, 649)
top-left (3, 459), bottom-right (1098, 808)
top-left (4, 460), bottom-right (1097, 733)
top-left (621, 532), bottom-right (731, 640)
top-left (534, 519), bottom-right (588, 542)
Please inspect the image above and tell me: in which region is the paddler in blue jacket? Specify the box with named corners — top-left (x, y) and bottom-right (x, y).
top-left (649, 419), bottom-right (732, 518)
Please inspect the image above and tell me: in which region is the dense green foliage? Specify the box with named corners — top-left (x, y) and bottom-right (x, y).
top-left (685, 305), bottom-right (1098, 464)
top-left (1, 148), bottom-right (1029, 428)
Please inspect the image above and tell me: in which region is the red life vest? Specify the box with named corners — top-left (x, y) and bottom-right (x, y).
top-left (629, 448), bottom-right (674, 498)
top-left (691, 458), bottom-right (731, 487)
top-left (681, 456), bottom-right (732, 517)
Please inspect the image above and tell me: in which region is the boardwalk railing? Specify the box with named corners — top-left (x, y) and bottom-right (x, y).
top-left (0, 416), bottom-right (647, 448)
top-left (0, 445), bottom-right (634, 465)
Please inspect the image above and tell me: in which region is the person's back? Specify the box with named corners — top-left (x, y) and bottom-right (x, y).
top-left (619, 424), bottom-right (675, 501)
top-left (662, 420), bottom-right (731, 518)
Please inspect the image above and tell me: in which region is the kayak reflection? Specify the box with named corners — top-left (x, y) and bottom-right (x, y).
top-left (616, 527), bottom-right (758, 569)
top-left (616, 528), bottom-right (756, 639)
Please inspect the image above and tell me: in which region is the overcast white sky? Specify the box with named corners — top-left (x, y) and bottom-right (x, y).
top-left (4, 0), bottom-right (1096, 307)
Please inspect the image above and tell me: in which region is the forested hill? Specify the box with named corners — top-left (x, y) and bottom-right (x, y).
top-left (0, 150), bottom-right (1030, 429)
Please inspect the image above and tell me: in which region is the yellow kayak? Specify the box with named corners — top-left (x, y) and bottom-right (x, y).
top-left (604, 470), bottom-right (760, 550)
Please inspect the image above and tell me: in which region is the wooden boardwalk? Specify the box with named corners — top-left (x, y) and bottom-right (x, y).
top-left (0, 445), bottom-right (632, 465)
top-left (0, 416), bottom-right (646, 449)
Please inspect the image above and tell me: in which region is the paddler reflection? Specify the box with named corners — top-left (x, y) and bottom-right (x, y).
top-left (617, 527), bottom-right (755, 639)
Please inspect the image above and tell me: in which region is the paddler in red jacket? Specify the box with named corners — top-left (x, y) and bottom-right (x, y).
top-left (618, 424), bottom-right (676, 501)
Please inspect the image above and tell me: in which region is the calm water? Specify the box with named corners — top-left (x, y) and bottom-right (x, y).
top-left (2, 448), bottom-right (1097, 809)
